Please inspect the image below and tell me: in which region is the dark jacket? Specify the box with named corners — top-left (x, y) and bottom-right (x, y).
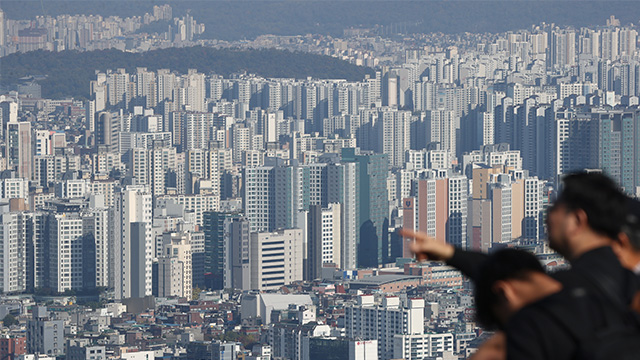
top-left (446, 246), bottom-right (640, 360)
top-left (447, 246), bottom-right (637, 301)
top-left (505, 287), bottom-right (585, 360)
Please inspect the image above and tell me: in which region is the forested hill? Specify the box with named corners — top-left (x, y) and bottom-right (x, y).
top-left (0, 47), bottom-right (374, 99)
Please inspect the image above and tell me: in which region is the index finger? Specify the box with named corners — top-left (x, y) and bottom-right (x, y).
top-left (399, 228), bottom-right (429, 242)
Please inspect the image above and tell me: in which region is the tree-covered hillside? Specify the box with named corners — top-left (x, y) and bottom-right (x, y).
top-left (0, 47), bottom-right (374, 99)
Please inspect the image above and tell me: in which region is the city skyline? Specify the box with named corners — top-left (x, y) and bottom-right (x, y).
top-left (0, 2), bottom-right (636, 360)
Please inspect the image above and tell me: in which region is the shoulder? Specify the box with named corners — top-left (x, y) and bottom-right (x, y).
top-left (507, 295), bottom-right (562, 330)
top-left (505, 292), bottom-right (581, 360)
top-left (507, 289), bottom-right (589, 338)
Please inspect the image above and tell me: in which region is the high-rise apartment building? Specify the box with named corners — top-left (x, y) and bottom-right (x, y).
top-left (341, 148), bottom-right (389, 267)
top-left (402, 170), bottom-right (468, 255)
top-left (306, 203), bottom-right (341, 280)
top-left (47, 213), bottom-right (85, 293)
top-left (6, 120), bottom-right (31, 180)
top-left (95, 112), bottom-right (119, 153)
top-left (0, 212), bottom-right (28, 293)
top-left (114, 186), bottom-right (153, 299)
top-left (157, 232), bottom-right (192, 299)
top-left (467, 166), bottom-right (544, 251)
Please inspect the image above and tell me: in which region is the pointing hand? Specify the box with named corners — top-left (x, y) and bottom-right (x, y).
top-left (399, 228), bottom-right (455, 262)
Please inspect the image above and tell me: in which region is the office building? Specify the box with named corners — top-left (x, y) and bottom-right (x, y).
top-left (250, 229), bottom-right (303, 291)
top-left (341, 148), bottom-right (389, 267)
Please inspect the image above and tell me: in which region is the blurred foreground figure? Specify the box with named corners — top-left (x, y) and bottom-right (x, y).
top-left (401, 172), bottom-right (640, 359)
top-left (468, 332), bottom-right (505, 360)
top-left (472, 248), bottom-right (640, 359)
top-left (613, 198), bottom-right (640, 274)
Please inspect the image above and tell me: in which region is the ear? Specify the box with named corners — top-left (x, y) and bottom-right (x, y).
top-left (492, 280), bottom-right (515, 305)
top-left (568, 208), bottom-right (588, 235)
top-left (617, 232), bottom-right (633, 250)
top-left (611, 235), bottom-right (624, 256)
top-left (574, 208), bottom-right (587, 225)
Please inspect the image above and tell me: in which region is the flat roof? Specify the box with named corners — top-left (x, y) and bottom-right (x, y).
top-left (260, 294), bottom-right (312, 308)
top-left (349, 274), bottom-right (422, 286)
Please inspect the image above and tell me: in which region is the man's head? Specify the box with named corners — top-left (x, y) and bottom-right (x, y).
top-left (475, 249), bottom-right (561, 329)
top-left (612, 197), bottom-right (640, 272)
top-left (547, 172), bottom-right (626, 259)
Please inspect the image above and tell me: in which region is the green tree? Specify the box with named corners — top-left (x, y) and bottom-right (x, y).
top-left (218, 331), bottom-right (258, 347)
top-left (3, 314), bottom-right (18, 327)
top-left (192, 286), bottom-right (202, 300)
top-left (0, 47), bottom-right (373, 100)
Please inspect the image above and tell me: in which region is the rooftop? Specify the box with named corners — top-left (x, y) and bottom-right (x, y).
top-left (349, 275), bottom-right (422, 286)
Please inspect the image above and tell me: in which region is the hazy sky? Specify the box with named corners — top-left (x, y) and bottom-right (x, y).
top-left (3, 1), bottom-right (640, 40)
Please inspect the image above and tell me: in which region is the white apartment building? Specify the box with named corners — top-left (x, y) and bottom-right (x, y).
top-left (393, 333), bottom-right (454, 360)
top-left (149, 146), bottom-right (177, 197)
top-left (89, 180), bottom-right (117, 208)
top-left (129, 148), bottom-right (149, 186)
top-left (85, 208), bottom-right (111, 288)
top-left (307, 203), bottom-right (342, 280)
top-left (157, 232), bottom-right (192, 299)
top-left (114, 186), bottom-right (153, 299)
top-left (244, 167), bottom-right (273, 232)
top-left (48, 213), bottom-right (84, 292)
top-left (55, 179), bottom-right (89, 199)
top-left (0, 212), bottom-right (27, 293)
top-left (0, 178), bottom-right (29, 200)
top-left (345, 296), bottom-right (425, 360)
top-left (155, 194), bottom-right (219, 226)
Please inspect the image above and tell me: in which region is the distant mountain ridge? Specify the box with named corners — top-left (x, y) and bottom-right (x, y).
top-left (2, 1), bottom-right (639, 40)
top-left (0, 47), bottom-right (374, 99)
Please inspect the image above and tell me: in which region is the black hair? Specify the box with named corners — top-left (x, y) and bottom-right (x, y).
top-left (474, 249), bottom-right (545, 329)
top-left (555, 172), bottom-right (627, 239)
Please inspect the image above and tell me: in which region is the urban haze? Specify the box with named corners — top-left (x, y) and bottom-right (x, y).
top-left (0, 1), bottom-right (637, 360)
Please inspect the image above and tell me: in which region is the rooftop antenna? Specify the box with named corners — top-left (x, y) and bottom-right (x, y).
top-left (41, 0), bottom-right (48, 18)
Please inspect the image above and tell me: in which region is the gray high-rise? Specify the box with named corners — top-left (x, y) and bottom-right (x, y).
top-left (341, 148), bottom-right (390, 268)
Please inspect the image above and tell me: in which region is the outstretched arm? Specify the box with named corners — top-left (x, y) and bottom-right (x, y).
top-left (399, 228), bottom-right (455, 261)
top-left (399, 228), bottom-right (489, 281)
